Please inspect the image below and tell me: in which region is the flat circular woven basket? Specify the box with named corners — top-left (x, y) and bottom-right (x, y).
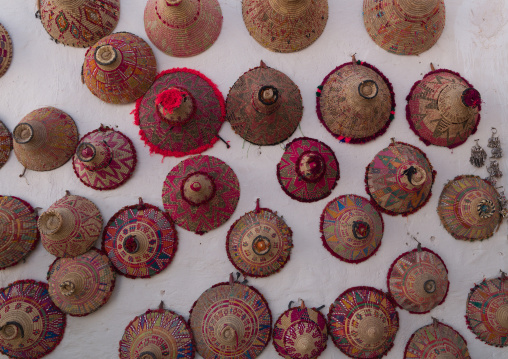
top-left (0, 120), bottom-right (12, 169)
top-left (0, 23), bottom-right (13, 78)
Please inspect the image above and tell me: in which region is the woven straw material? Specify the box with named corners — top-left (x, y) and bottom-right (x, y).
top-left (388, 248), bottom-right (448, 314)
top-left (328, 286), bottom-right (399, 359)
top-left (83, 32), bottom-right (157, 104)
top-left (0, 120), bottom-right (12, 170)
top-left (277, 137), bottom-right (339, 203)
top-left (12, 107), bottom-right (78, 171)
top-left (162, 155), bottom-right (240, 235)
top-left (466, 275), bottom-right (508, 347)
top-left (38, 0), bottom-right (120, 47)
top-left (47, 248), bottom-right (115, 316)
top-left (0, 196), bottom-right (39, 270)
top-left (437, 175), bottom-right (502, 241)
top-left (243, 0), bottom-right (328, 53)
top-left (273, 306), bottom-right (327, 359)
top-left (365, 141), bottom-right (435, 216)
top-left (189, 281), bottom-right (272, 359)
top-left (119, 308), bottom-right (195, 359)
top-left (404, 321), bottom-right (471, 358)
top-left (134, 68), bottom-right (225, 158)
top-left (72, 126), bottom-right (137, 191)
top-left (363, 0), bottom-right (445, 55)
top-left (226, 64), bottom-right (303, 146)
top-left (320, 194), bottom-right (384, 264)
top-left (406, 69), bottom-right (481, 148)
top-left (144, 0), bottom-right (222, 57)
top-left (39, 193), bottom-right (102, 258)
top-left (316, 61), bottom-right (395, 144)
top-left (0, 280), bottom-right (66, 359)
top-left (102, 202), bottom-right (177, 278)
top-left (0, 23), bottom-right (13, 78)
top-left (227, 207), bottom-right (293, 278)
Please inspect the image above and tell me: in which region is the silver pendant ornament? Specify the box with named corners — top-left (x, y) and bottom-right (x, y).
top-left (487, 127), bottom-right (502, 158)
top-left (470, 139), bottom-right (487, 167)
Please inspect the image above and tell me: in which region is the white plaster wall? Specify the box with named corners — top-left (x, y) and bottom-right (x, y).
top-left (0, 0), bottom-right (507, 358)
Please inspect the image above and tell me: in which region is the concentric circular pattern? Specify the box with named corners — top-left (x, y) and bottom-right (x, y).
top-left (0, 23), bottom-right (13, 77)
top-left (226, 65), bottom-right (303, 145)
top-left (0, 196), bottom-right (39, 270)
top-left (277, 137), bottom-right (339, 203)
top-left (189, 281), bottom-right (272, 359)
top-left (273, 306), bottom-right (327, 359)
top-left (363, 0), bottom-right (445, 55)
top-left (466, 275), bottom-right (508, 347)
top-left (0, 280), bottom-right (66, 359)
top-left (102, 202), bottom-right (177, 278)
top-left (316, 61), bottom-right (395, 144)
top-left (227, 207), bottom-right (293, 277)
top-left (243, 0), bottom-right (328, 53)
top-left (0, 121), bottom-right (12, 169)
top-left (437, 175), bottom-right (502, 241)
top-left (404, 321), bottom-right (471, 358)
top-left (47, 248), bottom-right (116, 316)
top-left (328, 286), bottom-right (399, 359)
top-left (320, 194), bottom-right (383, 264)
top-left (119, 308), bottom-right (194, 359)
top-left (83, 32), bottom-right (157, 104)
top-left (388, 248), bottom-right (449, 314)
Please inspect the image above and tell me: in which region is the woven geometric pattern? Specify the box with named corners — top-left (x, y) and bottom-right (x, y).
top-left (0, 121), bottom-right (12, 169)
top-left (0, 23), bottom-right (13, 77)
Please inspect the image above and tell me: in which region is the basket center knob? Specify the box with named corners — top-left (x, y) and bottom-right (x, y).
top-left (357, 316), bottom-right (384, 346)
top-left (94, 45), bottom-right (122, 70)
top-left (0, 321), bottom-right (24, 341)
top-left (252, 235), bottom-right (271, 255)
top-left (399, 164), bottom-right (427, 189)
top-left (220, 324), bottom-right (238, 346)
top-left (76, 141), bottom-right (112, 171)
top-left (297, 152), bottom-right (326, 182)
top-left (423, 279), bottom-right (436, 294)
top-left (182, 172), bottom-right (215, 206)
top-left (496, 304), bottom-right (508, 329)
top-left (252, 85), bottom-right (280, 114)
top-left (358, 80), bottom-right (378, 99)
top-left (294, 332), bottom-right (314, 354)
top-left (156, 88), bottom-right (194, 125)
top-left (123, 235), bottom-right (140, 254)
top-left (59, 280), bottom-right (76, 296)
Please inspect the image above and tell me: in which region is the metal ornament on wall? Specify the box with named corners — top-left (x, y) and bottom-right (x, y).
top-left (488, 128), bottom-right (502, 158)
top-left (0, 23), bottom-right (13, 78)
top-left (470, 139), bottom-right (487, 168)
top-left (0, 120), bottom-right (12, 170)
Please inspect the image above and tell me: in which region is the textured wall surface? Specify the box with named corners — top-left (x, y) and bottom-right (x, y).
top-left (0, 0), bottom-right (507, 358)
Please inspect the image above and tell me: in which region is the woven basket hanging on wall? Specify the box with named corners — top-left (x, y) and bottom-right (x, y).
top-left (226, 61), bottom-right (303, 146)
top-left (12, 107), bottom-right (78, 172)
top-left (144, 0), bottom-right (223, 57)
top-left (406, 69), bottom-right (481, 148)
top-left (82, 32), bottom-right (157, 104)
top-left (437, 175), bottom-right (502, 241)
top-left (0, 280), bottom-right (66, 359)
top-left (243, 0), bottom-right (328, 53)
top-left (363, 0), bottom-right (445, 55)
top-left (0, 121), bottom-right (12, 170)
top-left (0, 23), bottom-right (13, 78)
top-left (0, 196), bottom-right (39, 270)
top-left (37, 0), bottom-right (120, 47)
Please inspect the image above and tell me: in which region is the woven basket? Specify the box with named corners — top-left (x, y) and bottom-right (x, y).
top-left (0, 23), bottom-right (13, 77)
top-left (0, 120), bottom-right (12, 170)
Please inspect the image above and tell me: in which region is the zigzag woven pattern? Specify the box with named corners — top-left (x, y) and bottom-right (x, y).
top-left (0, 23), bottom-right (13, 77)
top-left (0, 121), bottom-right (12, 169)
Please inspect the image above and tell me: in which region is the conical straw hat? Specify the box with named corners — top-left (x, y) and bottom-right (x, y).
top-left (0, 120), bottom-right (12, 170)
top-left (363, 0), bottom-right (445, 55)
top-left (0, 23), bottom-right (13, 78)
top-left (82, 32), bottom-right (157, 104)
top-left (37, 0), bottom-right (120, 47)
top-left (39, 192), bottom-right (102, 257)
top-left (144, 0), bottom-right (223, 57)
top-left (243, 0), bottom-right (328, 53)
top-left (12, 107), bottom-right (78, 171)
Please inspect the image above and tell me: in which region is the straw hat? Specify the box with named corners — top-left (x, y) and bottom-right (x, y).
top-left (134, 68), bottom-right (225, 158)
top-left (0, 280), bottom-right (66, 359)
top-left (144, 0), bottom-right (223, 57)
top-left (388, 246), bottom-right (449, 314)
top-left (316, 59), bottom-right (395, 144)
top-left (162, 155), bottom-right (240, 235)
top-left (404, 320), bottom-right (471, 358)
top-left (328, 286), bottom-right (399, 358)
top-left (363, 0), bottom-right (445, 55)
top-left (119, 307), bottom-right (195, 359)
top-left (72, 126), bottom-right (137, 191)
top-left (227, 200), bottom-right (293, 277)
top-left (0, 23), bottom-right (13, 77)
top-left (365, 140), bottom-right (436, 216)
top-left (273, 302), bottom-right (327, 359)
top-left (0, 196), bottom-right (39, 270)
top-left (0, 120), bottom-right (12, 170)
top-left (277, 137), bottom-right (339, 202)
top-left (189, 278), bottom-right (272, 359)
top-left (466, 273), bottom-right (508, 347)
top-left (320, 194), bottom-right (384, 264)
top-left (39, 192), bottom-right (102, 258)
top-left (47, 248), bottom-right (115, 316)
top-left (406, 68), bottom-right (481, 148)
top-left (82, 32), bottom-right (157, 104)
top-left (437, 175), bottom-right (502, 241)
top-left (226, 61), bottom-right (303, 146)
top-left (102, 199), bottom-right (178, 278)
top-left (243, 0), bottom-right (328, 53)
top-left (12, 107), bottom-right (78, 172)
top-left (37, 0), bottom-right (120, 48)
